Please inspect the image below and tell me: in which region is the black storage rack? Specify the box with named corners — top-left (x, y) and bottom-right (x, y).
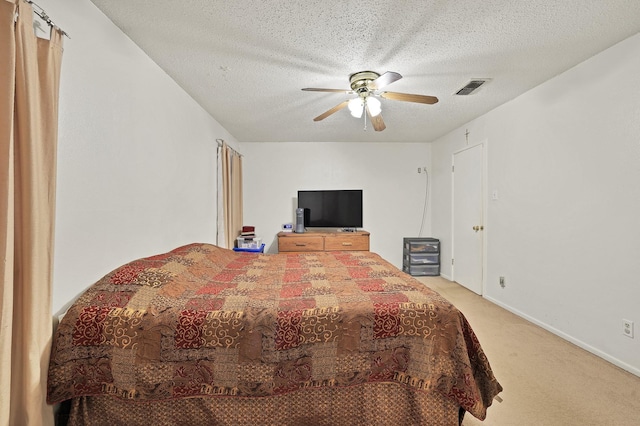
top-left (402, 237), bottom-right (440, 276)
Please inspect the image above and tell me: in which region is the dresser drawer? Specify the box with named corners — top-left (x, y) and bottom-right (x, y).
top-left (278, 235), bottom-right (324, 252)
top-left (325, 234), bottom-right (369, 251)
top-left (404, 253), bottom-right (439, 265)
top-left (404, 240), bottom-right (439, 253)
top-left (403, 264), bottom-right (440, 276)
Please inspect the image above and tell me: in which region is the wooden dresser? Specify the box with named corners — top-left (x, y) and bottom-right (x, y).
top-left (277, 230), bottom-right (370, 253)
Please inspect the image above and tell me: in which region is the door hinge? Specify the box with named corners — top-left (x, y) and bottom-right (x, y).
top-left (452, 165), bottom-right (454, 172)
top-left (451, 258), bottom-right (454, 265)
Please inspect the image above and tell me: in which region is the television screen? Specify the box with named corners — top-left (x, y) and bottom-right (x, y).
top-left (297, 189), bottom-right (363, 229)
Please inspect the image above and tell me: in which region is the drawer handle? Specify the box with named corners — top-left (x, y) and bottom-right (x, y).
top-left (341, 242), bottom-right (353, 246)
top-left (295, 243), bottom-right (307, 247)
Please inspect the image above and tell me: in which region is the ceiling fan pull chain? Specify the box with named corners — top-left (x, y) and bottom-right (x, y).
top-left (363, 106), bottom-right (368, 131)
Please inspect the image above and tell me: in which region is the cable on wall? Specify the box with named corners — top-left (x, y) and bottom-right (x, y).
top-left (418, 168), bottom-right (429, 237)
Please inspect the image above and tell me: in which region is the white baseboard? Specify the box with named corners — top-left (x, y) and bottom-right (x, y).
top-left (484, 295), bottom-right (640, 378)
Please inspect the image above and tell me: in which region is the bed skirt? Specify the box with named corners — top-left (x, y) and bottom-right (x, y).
top-left (61, 382), bottom-right (463, 426)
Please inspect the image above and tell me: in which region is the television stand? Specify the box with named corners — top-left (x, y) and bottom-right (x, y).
top-left (277, 230), bottom-right (370, 253)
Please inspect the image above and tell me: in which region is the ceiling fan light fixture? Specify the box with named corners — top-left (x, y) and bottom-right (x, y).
top-left (348, 97), bottom-right (364, 118)
top-left (303, 70), bottom-right (436, 131)
top-left (366, 96), bottom-right (381, 116)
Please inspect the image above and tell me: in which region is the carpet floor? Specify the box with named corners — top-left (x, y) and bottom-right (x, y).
top-left (417, 276), bottom-right (640, 426)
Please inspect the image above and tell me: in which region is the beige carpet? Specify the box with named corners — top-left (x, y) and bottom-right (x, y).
top-left (417, 276), bottom-right (640, 426)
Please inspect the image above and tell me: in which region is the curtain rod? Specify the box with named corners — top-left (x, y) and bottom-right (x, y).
top-left (216, 139), bottom-right (242, 157)
top-left (26, 0), bottom-right (70, 39)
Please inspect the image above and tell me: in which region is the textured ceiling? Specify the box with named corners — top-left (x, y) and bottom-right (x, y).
top-left (89, 0), bottom-right (640, 143)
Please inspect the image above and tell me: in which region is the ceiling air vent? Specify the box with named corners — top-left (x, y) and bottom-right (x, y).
top-left (455, 79), bottom-right (488, 96)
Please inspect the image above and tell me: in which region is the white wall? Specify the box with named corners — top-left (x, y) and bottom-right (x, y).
top-left (39, 0), bottom-right (238, 313)
top-left (240, 142), bottom-right (433, 267)
top-left (38, 0), bottom-right (638, 378)
top-left (431, 34), bottom-right (640, 375)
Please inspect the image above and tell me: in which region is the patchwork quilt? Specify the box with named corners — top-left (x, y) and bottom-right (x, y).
top-left (47, 243), bottom-right (501, 420)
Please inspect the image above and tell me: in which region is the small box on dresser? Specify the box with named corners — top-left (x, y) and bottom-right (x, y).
top-left (403, 237), bottom-right (440, 276)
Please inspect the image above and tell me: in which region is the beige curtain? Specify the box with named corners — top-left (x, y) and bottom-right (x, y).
top-left (0, 1), bottom-right (64, 425)
top-left (216, 142), bottom-right (243, 248)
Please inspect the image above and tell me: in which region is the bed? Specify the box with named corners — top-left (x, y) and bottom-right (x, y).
top-left (47, 243), bottom-right (502, 425)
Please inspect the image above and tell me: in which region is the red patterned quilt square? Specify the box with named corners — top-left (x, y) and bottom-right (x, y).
top-left (108, 262), bottom-right (146, 285)
top-left (373, 302), bottom-right (402, 339)
top-left (175, 310), bottom-right (207, 349)
top-left (280, 282), bottom-right (312, 298)
top-left (211, 270), bottom-right (243, 283)
top-left (283, 269), bottom-right (308, 283)
top-left (72, 306), bottom-right (112, 346)
top-left (356, 279), bottom-right (385, 292)
top-left (348, 267), bottom-right (372, 279)
top-left (275, 309), bottom-right (304, 350)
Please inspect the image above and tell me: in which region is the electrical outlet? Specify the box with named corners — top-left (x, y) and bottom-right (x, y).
top-left (623, 319), bottom-right (634, 338)
top-left (499, 276), bottom-right (505, 288)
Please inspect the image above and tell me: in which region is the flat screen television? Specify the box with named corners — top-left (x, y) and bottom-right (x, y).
top-left (297, 189), bottom-right (363, 229)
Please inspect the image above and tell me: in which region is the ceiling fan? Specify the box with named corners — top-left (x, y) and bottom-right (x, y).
top-left (302, 71), bottom-right (438, 132)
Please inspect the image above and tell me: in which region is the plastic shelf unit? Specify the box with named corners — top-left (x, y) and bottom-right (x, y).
top-left (402, 237), bottom-right (440, 276)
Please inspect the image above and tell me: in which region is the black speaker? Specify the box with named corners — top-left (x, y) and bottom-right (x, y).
top-left (295, 208), bottom-right (305, 233)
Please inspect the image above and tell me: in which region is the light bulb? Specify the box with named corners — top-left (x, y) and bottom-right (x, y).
top-left (367, 96), bottom-right (381, 116)
top-left (348, 97), bottom-right (364, 118)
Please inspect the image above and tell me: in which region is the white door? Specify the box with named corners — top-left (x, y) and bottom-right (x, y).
top-left (452, 144), bottom-right (484, 295)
